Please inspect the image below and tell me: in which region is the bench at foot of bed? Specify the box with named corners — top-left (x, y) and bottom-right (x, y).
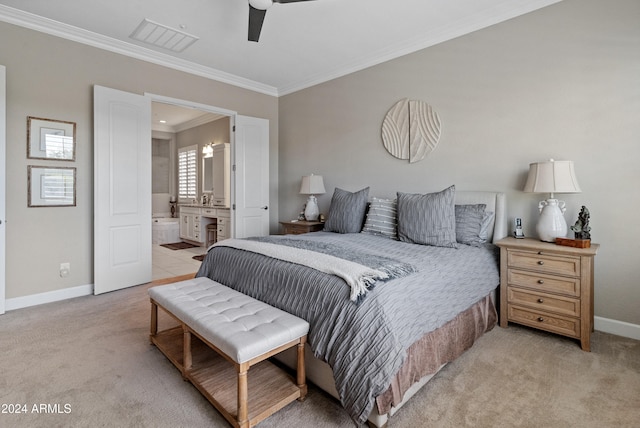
top-left (149, 277), bottom-right (309, 428)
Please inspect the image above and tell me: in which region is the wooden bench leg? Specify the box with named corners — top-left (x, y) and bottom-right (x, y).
top-left (150, 301), bottom-right (158, 344)
top-left (183, 327), bottom-right (192, 381)
top-left (297, 336), bottom-right (308, 401)
top-left (237, 362), bottom-right (249, 428)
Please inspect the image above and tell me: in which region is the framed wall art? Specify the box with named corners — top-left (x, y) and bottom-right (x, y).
top-left (27, 166), bottom-right (76, 207)
top-left (27, 116), bottom-right (76, 161)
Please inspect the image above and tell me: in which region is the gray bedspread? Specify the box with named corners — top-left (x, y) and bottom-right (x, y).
top-left (196, 232), bottom-right (499, 425)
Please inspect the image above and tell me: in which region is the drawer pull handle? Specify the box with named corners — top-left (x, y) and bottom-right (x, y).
top-left (537, 317), bottom-right (544, 322)
top-left (537, 298), bottom-right (544, 303)
top-left (537, 279), bottom-right (544, 284)
top-left (537, 261), bottom-right (544, 265)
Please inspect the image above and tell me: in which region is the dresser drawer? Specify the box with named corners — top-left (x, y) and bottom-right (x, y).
top-left (508, 305), bottom-right (580, 338)
top-left (507, 286), bottom-right (580, 317)
top-left (507, 269), bottom-right (580, 297)
top-left (180, 206), bottom-right (201, 215)
top-left (508, 250), bottom-right (580, 277)
top-left (202, 208), bottom-right (217, 217)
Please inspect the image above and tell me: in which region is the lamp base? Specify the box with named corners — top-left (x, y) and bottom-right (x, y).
top-left (304, 195), bottom-right (319, 221)
top-left (536, 198), bottom-right (567, 242)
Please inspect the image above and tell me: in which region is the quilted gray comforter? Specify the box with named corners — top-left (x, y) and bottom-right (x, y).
top-left (196, 232), bottom-right (499, 424)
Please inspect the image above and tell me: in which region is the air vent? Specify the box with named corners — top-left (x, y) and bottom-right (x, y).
top-left (130, 19), bottom-right (198, 52)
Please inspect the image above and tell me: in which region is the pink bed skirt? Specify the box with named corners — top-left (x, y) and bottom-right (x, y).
top-left (376, 295), bottom-right (497, 414)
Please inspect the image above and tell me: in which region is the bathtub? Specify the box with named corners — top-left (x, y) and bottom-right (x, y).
top-left (152, 217), bottom-right (180, 245)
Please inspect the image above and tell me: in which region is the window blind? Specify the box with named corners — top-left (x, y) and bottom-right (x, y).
top-left (178, 145), bottom-right (197, 201)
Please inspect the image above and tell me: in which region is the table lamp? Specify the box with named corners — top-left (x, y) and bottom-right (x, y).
top-left (523, 159), bottom-right (581, 242)
top-left (299, 174), bottom-right (325, 221)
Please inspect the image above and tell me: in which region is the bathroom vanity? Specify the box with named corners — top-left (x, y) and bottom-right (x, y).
top-left (179, 205), bottom-right (231, 246)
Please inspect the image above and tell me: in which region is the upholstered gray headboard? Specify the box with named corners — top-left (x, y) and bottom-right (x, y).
top-left (455, 191), bottom-right (507, 243)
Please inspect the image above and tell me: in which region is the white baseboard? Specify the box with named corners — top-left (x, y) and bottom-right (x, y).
top-left (595, 316), bottom-right (640, 341)
top-left (5, 283), bottom-right (94, 311)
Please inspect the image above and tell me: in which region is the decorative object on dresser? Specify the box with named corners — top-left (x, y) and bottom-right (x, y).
top-left (299, 174), bottom-right (325, 221)
top-left (279, 220), bottom-right (324, 235)
top-left (557, 205), bottom-right (592, 248)
top-left (381, 98), bottom-right (442, 163)
top-left (523, 159), bottom-right (582, 242)
top-left (496, 237), bottom-right (599, 351)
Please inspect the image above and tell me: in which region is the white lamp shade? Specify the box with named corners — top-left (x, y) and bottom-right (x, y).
top-left (523, 159), bottom-right (581, 242)
top-left (523, 160), bottom-right (581, 195)
top-left (299, 174), bottom-right (326, 195)
top-left (249, 0), bottom-right (273, 10)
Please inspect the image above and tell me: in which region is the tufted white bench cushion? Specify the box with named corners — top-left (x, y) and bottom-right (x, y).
top-left (148, 276), bottom-right (309, 364)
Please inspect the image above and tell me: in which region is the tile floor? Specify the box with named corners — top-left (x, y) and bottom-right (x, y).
top-left (152, 244), bottom-right (206, 281)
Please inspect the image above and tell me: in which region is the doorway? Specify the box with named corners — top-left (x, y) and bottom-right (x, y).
top-left (94, 88), bottom-right (269, 293)
top-left (149, 101), bottom-right (227, 280)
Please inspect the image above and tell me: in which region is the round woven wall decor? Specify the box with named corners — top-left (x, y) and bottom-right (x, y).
top-left (381, 98), bottom-right (441, 163)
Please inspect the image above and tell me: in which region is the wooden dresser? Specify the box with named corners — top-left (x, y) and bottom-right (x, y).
top-left (496, 237), bottom-right (599, 351)
top-left (279, 220), bottom-right (324, 235)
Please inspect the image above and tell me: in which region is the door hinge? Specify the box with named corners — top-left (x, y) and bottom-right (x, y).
top-left (232, 164), bottom-right (236, 172)
top-left (232, 125), bottom-right (236, 132)
top-left (233, 204), bottom-right (236, 210)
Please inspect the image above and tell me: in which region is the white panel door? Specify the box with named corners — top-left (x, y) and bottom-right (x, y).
top-left (234, 116), bottom-right (269, 239)
top-left (0, 65), bottom-right (6, 314)
top-left (94, 86), bottom-right (151, 294)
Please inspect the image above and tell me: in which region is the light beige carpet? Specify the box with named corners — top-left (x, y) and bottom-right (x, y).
top-left (0, 281), bottom-right (638, 428)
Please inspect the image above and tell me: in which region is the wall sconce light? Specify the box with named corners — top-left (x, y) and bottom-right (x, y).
top-left (202, 143), bottom-right (214, 158)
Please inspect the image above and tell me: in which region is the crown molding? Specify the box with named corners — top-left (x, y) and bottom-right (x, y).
top-left (0, 5), bottom-right (279, 97)
top-left (1, 1), bottom-right (560, 97)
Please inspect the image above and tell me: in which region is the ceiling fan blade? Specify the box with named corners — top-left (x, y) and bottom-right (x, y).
top-left (274, 0), bottom-right (316, 3)
top-left (248, 5), bottom-right (267, 42)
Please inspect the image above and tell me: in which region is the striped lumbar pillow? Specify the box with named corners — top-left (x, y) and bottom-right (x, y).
top-left (361, 197), bottom-right (397, 239)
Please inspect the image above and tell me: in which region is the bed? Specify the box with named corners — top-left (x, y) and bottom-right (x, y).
top-left (196, 187), bottom-right (506, 426)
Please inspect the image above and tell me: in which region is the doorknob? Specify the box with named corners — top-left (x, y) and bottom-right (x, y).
top-left (261, 206), bottom-right (268, 210)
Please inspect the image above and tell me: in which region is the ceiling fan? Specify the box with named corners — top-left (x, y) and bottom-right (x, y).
top-left (248, 0), bottom-right (315, 42)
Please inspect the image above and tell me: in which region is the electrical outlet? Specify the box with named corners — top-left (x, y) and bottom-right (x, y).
top-left (60, 262), bottom-right (70, 278)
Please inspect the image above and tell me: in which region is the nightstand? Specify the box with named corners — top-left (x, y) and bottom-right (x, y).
top-left (279, 220), bottom-right (324, 235)
top-left (496, 237), bottom-right (599, 351)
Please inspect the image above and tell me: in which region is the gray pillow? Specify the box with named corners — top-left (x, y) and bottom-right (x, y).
top-left (479, 211), bottom-right (495, 243)
top-left (397, 185), bottom-right (457, 248)
top-left (361, 197), bottom-right (397, 239)
top-left (323, 187), bottom-right (370, 233)
top-left (455, 204), bottom-right (486, 247)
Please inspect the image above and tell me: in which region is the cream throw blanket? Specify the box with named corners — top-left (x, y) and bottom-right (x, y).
top-left (211, 238), bottom-right (388, 301)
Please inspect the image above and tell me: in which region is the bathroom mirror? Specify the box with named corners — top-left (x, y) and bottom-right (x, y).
top-left (202, 156), bottom-right (214, 193)
top-left (27, 116), bottom-right (76, 161)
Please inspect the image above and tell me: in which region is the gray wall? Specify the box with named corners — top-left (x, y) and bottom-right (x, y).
top-left (279, 0), bottom-right (640, 325)
top-left (0, 21), bottom-right (279, 299)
